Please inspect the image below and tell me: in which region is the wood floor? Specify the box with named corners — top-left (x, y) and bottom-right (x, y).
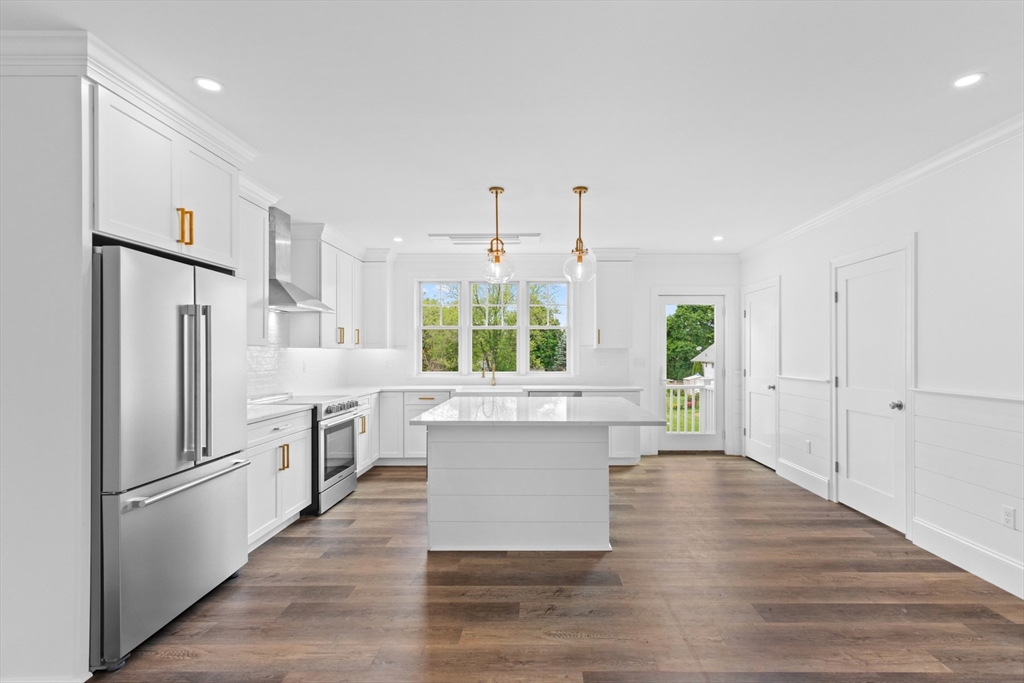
top-left (97, 455), bottom-right (1023, 683)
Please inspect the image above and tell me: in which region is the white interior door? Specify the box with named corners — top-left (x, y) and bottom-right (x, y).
top-left (657, 295), bottom-right (724, 452)
top-left (743, 281), bottom-right (779, 469)
top-left (836, 250), bottom-right (907, 532)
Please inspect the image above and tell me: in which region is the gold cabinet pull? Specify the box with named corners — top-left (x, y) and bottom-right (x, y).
top-left (597, 329), bottom-right (601, 345)
top-left (177, 208), bottom-right (188, 243)
top-left (359, 415), bottom-right (366, 434)
top-left (284, 443), bottom-right (290, 469)
top-left (186, 209), bottom-right (195, 245)
top-left (355, 328), bottom-right (360, 345)
top-left (278, 444), bottom-right (287, 471)
top-left (337, 327), bottom-right (345, 345)
top-left (418, 397), bottom-right (435, 401)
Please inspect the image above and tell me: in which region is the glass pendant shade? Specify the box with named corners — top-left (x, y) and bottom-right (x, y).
top-left (483, 250), bottom-right (516, 283)
top-left (563, 249), bottom-right (596, 282)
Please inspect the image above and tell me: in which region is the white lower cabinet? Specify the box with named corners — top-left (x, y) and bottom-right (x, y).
top-left (379, 392), bottom-right (404, 459)
top-left (582, 391), bottom-right (642, 463)
top-left (244, 412), bottom-right (312, 550)
top-left (404, 392), bottom-right (450, 460)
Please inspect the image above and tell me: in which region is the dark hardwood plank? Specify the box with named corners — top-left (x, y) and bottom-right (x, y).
top-left (94, 455), bottom-right (1023, 682)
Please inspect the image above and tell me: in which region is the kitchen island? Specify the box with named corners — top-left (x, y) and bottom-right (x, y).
top-left (410, 396), bottom-right (665, 551)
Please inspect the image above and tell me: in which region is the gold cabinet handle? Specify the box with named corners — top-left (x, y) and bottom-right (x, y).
top-left (186, 210), bottom-right (195, 245)
top-left (597, 329), bottom-right (601, 345)
top-left (418, 397), bottom-right (435, 401)
top-left (278, 444), bottom-right (287, 471)
top-left (355, 328), bottom-right (360, 345)
top-left (337, 327), bottom-right (345, 345)
top-left (285, 443), bottom-right (290, 469)
top-left (177, 208), bottom-right (188, 243)
top-left (359, 415), bottom-right (366, 434)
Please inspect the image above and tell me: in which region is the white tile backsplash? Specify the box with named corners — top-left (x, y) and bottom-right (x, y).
top-left (247, 312), bottom-right (349, 397)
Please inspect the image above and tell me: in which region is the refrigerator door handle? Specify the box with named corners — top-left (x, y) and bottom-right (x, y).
top-left (181, 305), bottom-right (198, 461)
top-left (127, 460), bottom-right (250, 509)
top-left (201, 304), bottom-right (213, 460)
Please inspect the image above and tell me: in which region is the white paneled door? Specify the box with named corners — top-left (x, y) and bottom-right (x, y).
top-left (743, 280), bottom-right (779, 469)
top-left (836, 249), bottom-right (908, 532)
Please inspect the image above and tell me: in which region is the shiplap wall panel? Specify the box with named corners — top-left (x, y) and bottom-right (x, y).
top-left (911, 390), bottom-right (1024, 598)
top-left (429, 522), bottom-right (610, 551)
top-left (430, 441), bottom-right (606, 470)
top-left (915, 415), bottom-right (1023, 465)
top-left (776, 377), bottom-right (831, 499)
top-left (429, 495), bottom-right (609, 522)
top-left (429, 468), bottom-right (608, 496)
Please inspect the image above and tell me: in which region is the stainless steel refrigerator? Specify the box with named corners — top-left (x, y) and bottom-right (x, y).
top-left (90, 246), bottom-right (249, 671)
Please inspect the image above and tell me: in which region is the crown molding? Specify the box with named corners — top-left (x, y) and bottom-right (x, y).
top-left (363, 248), bottom-right (394, 263)
top-left (1, 30), bottom-right (258, 168)
top-left (239, 175), bottom-right (280, 210)
top-left (591, 248), bottom-right (640, 262)
top-left (292, 222), bottom-right (366, 261)
top-left (740, 112), bottom-right (1024, 261)
top-left (635, 252), bottom-right (740, 264)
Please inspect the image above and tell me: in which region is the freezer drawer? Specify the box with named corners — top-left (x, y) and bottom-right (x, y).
top-left (98, 458), bottom-right (249, 666)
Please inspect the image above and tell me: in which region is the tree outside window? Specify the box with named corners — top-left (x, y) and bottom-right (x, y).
top-left (471, 283), bottom-right (517, 372)
top-left (420, 282), bottom-right (459, 372)
top-left (529, 283), bottom-right (568, 372)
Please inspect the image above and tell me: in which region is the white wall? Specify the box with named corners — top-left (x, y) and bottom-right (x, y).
top-left (740, 120), bottom-right (1024, 596)
top-left (0, 76), bottom-right (92, 682)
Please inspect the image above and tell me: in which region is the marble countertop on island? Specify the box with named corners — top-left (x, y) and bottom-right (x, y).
top-left (409, 396), bottom-right (665, 427)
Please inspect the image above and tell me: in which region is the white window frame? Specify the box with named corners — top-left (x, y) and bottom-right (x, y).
top-left (416, 278), bottom-right (572, 376)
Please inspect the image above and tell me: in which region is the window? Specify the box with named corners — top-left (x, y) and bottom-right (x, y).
top-left (418, 279), bottom-right (570, 374)
top-left (420, 282), bottom-right (459, 372)
top-left (472, 283), bottom-right (518, 372)
top-left (529, 283), bottom-right (568, 372)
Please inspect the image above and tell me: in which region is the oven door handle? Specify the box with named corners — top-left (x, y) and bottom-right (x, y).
top-left (319, 411), bottom-right (367, 430)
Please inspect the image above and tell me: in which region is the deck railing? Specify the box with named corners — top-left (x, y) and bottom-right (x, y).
top-left (665, 383), bottom-right (715, 433)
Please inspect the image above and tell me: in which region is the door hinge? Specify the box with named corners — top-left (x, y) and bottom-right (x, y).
top-left (743, 427), bottom-right (747, 436)
top-left (743, 310), bottom-right (747, 318)
top-left (835, 461), bottom-right (839, 473)
top-left (835, 376), bottom-right (839, 386)
top-left (834, 291), bottom-right (838, 303)
top-left (743, 369), bottom-right (747, 377)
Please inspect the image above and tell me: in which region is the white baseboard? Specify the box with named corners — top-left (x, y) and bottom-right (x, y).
top-left (375, 457), bottom-right (426, 466)
top-left (1, 675), bottom-right (91, 683)
top-left (247, 512), bottom-right (300, 553)
top-left (610, 455), bottom-right (640, 466)
top-left (776, 458), bottom-right (829, 499)
top-left (912, 519), bottom-right (1024, 599)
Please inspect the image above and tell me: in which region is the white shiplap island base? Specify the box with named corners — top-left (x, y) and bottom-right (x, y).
top-left (410, 396), bottom-right (665, 551)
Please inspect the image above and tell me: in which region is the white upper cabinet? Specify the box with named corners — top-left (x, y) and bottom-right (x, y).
top-left (361, 251), bottom-right (391, 349)
top-left (95, 88), bottom-right (240, 269)
top-left (289, 226), bottom-right (362, 349)
top-left (238, 198), bottom-right (270, 346)
top-left (594, 259), bottom-right (633, 348)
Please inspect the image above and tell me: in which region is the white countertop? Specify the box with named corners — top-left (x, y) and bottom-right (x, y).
top-left (246, 403), bottom-right (313, 424)
top-left (332, 384), bottom-right (645, 396)
top-left (409, 396), bottom-right (665, 427)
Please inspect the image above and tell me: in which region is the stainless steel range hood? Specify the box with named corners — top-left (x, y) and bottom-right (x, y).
top-left (268, 207), bottom-right (333, 313)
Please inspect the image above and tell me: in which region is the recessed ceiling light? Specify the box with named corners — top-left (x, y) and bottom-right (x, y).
top-left (194, 77), bottom-right (223, 92)
top-left (713, 236), bottom-right (724, 241)
top-left (393, 237), bottom-right (403, 242)
top-left (954, 73), bottom-right (984, 88)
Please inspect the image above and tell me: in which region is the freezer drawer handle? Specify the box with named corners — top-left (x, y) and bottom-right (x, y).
top-left (127, 460), bottom-right (250, 509)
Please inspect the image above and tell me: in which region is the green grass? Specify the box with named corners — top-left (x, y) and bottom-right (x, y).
top-left (665, 392), bottom-right (701, 432)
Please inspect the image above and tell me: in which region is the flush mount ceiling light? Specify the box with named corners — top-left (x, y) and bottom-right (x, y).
top-left (482, 187), bottom-right (515, 284)
top-left (713, 236), bottom-right (724, 241)
top-left (954, 73), bottom-right (985, 87)
top-left (563, 186), bottom-right (597, 282)
top-left (393, 237), bottom-right (403, 242)
top-left (193, 77), bottom-right (223, 92)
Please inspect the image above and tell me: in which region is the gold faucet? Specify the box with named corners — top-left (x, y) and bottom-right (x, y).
top-left (482, 358), bottom-right (496, 386)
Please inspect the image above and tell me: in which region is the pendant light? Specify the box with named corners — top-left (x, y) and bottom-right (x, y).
top-left (563, 186), bottom-right (597, 282)
top-left (483, 186), bottom-right (515, 284)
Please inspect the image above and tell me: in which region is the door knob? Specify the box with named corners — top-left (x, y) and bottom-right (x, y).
top-left (889, 400), bottom-right (904, 410)
top-left (767, 384), bottom-right (776, 390)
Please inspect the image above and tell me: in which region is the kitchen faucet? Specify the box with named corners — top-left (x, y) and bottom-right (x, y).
top-left (481, 358), bottom-right (496, 386)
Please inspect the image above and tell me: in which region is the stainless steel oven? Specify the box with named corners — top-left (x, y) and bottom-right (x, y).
top-left (313, 398), bottom-right (368, 514)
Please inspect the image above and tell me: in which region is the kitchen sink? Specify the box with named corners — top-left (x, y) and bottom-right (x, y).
top-left (451, 386), bottom-right (527, 397)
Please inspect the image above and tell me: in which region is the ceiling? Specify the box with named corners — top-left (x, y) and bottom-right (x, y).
top-left (2, 1), bottom-right (1021, 255)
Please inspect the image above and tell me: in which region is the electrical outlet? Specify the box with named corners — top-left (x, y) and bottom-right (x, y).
top-left (302, 361), bottom-right (308, 373)
top-left (595, 357), bottom-right (606, 368)
top-left (805, 439), bottom-right (812, 454)
top-left (632, 357), bottom-right (646, 368)
top-left (384, 358), bottom-right (394, 368)
top-left (1003, 505), bottom-right (1017, 530)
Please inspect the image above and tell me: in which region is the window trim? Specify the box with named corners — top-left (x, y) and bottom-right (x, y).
top-left (416, 278), bottom-right (572, 376)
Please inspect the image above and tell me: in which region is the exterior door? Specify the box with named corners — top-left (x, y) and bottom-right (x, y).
top-left (836, 249), bottom-right (908, 532)
top-left (743, 281), bottom-right (779, 469)
top-left (657, 295), bottom-right (725, 452)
